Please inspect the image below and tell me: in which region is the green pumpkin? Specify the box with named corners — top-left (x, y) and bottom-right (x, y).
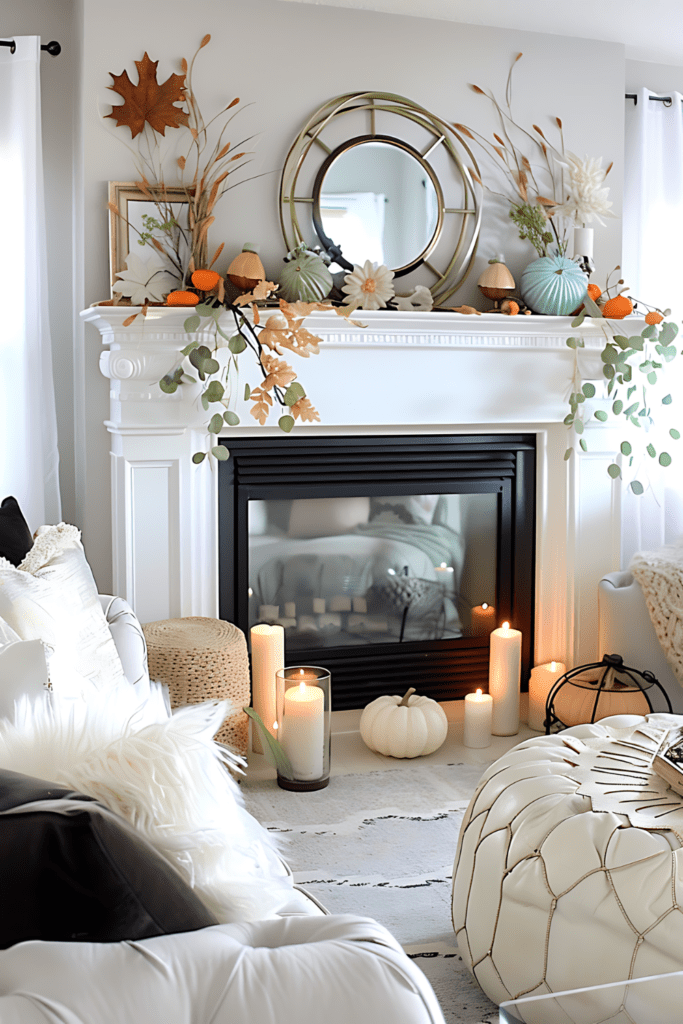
top-left (520, 254), bottom-right (588, 316)
top-left (279, 246), bottom-right (333, 302)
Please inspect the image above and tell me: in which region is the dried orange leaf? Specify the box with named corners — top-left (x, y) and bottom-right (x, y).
top-left (106, 52), bottom-right (188, 139)
top-left (177, 155), bottom-right (186, 170)
top-left (208, 242), bottom-right (224, 268)
top-left (122, 313), bottom-right (139, 327)
top-left (200, 34), bottom-right (211, 48)
top-left (453, 123), bottom-right (475, 140)
top-left (291, 397), bottom-right (320, 423)
top-left (228, 97), bottom-right (240, 109)
top-left (252, 303), bottom-right (260, 325)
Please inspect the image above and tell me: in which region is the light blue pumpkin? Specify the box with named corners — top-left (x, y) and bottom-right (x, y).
top-left (520, 254), bottom-right (588, 316)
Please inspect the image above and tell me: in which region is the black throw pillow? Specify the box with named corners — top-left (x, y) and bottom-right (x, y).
top-left (0, 768), bottom-right (218, 948)
top-left (0, 496), bottom-right (34, 566)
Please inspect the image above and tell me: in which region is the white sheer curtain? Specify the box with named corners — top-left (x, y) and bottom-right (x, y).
top-left (0, 36), bottom-right (61, 529)
top-left (622, 88), bottom-right (683, 558)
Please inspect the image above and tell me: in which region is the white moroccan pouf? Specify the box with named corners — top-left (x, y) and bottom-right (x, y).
top-left (452, 713), bottom-right (683, 1023)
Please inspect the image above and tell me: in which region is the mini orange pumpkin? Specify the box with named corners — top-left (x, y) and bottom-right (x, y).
top-left (191, 269), bottom-right (221, 291)
top-left (602, 294), bottom-right (633, 320)
top-left (166, 291), bottom-right (200, 306)
top-left (587, 283), bottom-right (602, 301)
top-left (645, 310), bottom-right (664, 325)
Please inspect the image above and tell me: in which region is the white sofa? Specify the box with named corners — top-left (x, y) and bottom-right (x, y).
top-left (598, 570), bottom-right (683, 713)
top-left (0, 595), bottom-right (445, 1024)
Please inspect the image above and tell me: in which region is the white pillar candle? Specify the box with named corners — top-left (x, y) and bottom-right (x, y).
top-left (489, 621), bottom-right (522, 736)
top-left (464, 689), bottom-right (493, 748)
top-left (528, 661), bottom-right (567, 732)
top-left (471, 603), bottom-right (496, 636)
top-left (280, 676), bottom-right (325, 781)
top-left (250, 624), bottom-right (284, 754)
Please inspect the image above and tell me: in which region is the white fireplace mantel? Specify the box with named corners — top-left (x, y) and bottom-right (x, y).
top-left (83, 305), bottom-right (627, 670)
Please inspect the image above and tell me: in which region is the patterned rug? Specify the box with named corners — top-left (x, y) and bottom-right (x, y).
top-left (242, 761), bottom-right (499, 1024)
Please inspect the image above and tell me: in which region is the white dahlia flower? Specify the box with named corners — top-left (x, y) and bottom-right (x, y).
top-left (552, 153), bottom-right (614, 227)
top-left (342, 260), bottom-right (395, 310)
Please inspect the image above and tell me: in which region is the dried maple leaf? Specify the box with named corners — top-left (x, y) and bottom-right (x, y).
top-left (233, 281), bottom-right (277, 305)
top-left (249, 387), bottom-right (273, 425)
top-left (106, 52), bottom-right (188, 139)
top-left (260, 355), bottom-right (297, 391)
top-left (279, 299), bottom-right (332, 323)
top-left (291, 397), bottom-right (320, 423)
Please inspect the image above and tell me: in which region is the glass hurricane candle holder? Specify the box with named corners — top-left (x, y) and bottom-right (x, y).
top-left (275, 666), bottom-right (331, 791)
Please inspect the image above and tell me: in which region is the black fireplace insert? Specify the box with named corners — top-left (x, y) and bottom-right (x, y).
top-left (219, 433), bottom-right (535, 710)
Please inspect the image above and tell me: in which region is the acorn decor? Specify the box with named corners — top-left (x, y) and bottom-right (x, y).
top-left (278, 244), bottom-right (333, 303)
top-left (227, 243), bottom-right (266, 291)
top-left (477, 256), bottom-right (515, 311)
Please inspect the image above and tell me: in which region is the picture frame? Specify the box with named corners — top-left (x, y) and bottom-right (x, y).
top-left (108, 181), bottom-right (190, 296)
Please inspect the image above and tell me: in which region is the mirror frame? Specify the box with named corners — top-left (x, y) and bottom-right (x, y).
top-left (279, 91), bottom-right (482, 305)
top-left (311, 134), bottom-right (445, 277)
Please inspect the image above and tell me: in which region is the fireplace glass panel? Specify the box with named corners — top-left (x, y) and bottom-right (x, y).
top-left (247, 493), bottom-right (498, 649)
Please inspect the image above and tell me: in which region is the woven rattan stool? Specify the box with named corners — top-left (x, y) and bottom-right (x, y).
top-left (143, 617), bottom-right (249, 755)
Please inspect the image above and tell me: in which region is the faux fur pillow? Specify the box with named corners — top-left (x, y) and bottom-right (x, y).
top-left (0, 523), bottom-right (127, 696)
top-left (0, 691), bottom-right (293, 922)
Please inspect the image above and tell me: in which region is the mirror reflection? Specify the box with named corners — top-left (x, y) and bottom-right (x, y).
top-left (317, 140), bottom-right (440, 272)
top-left (247, 492), bottom-right (498, 648)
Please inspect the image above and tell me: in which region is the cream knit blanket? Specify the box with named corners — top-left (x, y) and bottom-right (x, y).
top-left (631, 543), bottom-right (683, 684)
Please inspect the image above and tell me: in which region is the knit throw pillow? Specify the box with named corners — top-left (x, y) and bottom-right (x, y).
top-left (0, 691), bottom-right (293, 922)
top-left (0, 523), bottom-right (127, 696)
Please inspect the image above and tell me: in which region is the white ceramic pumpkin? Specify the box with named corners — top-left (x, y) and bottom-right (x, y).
top-left (360, 687), bottom-right (448, 758)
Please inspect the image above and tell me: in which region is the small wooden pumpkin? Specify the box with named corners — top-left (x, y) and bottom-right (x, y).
top-left (227, 244), bottom-right (266, 291)
top-left (360, 687), bottom-right (448, 758)
top-left (520, 254), bottom-right (588, 316)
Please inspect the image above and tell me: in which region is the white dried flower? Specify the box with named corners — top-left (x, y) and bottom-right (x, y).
top-left (115, 252), bottom-right (178, 305)
top-left (551, 153), bottom-right (613, 227)
top-left (342, 260), bottom-right (395, 310)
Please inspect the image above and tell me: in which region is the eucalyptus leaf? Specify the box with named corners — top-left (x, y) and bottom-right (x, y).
top-left (660, 452), bottom-right (672, 467)
top-left (201, 394), bottom-right (210, 411)
top-left (279, 415), bottom-right (295, 433)
top-left (205, 380), bottom-right (225, 402)
top-left (564, 448), bottom-right (573, 461)
top-left (603, 364), bottom-right (615, 380)
top-left (159, 377), bottom-right (179, 394)
top-left (671, 429), bottom-right (681, 440)
top-left (183, 317), bottom-right (201, 334)
top-left (195, 302), bottom-right (218, 318)
top-left (628, 336), bottom-right (645, 351)
top-left (582, 383), bottom-right (596, 398)
top-left (574, 419), bottom-right (584, 434)
top-left (242, 707), bottom-right (294, 776)
top-left (583, 293), bottom-right (603, 318)
top-left (601, 345), bottom-right (618, 364)
top-left (284, 382), bottom-right (306, 407)
top-left (642, 324), bottom-right (657, 340)
top-left (579, 438), bottom-right (588, 452)
top-left (563, 414), bottom-right (575, 426)
top-left (594, 410), bottom-right (608, 422)
top-left (613, 400), bottom-right (623, 415)
top-left (244, 383), bottom-right (251, 401)
top-left (624, 403), bottom-right (638, 418)
top-left (228, 334), bottom-right (248, 354)
top-left (224, 411), bottom-right (240, 425)
top-left (647, 444), bottom-right (657, 458)
top-left (566, 337), bottom-right (580, 350)
top-left (192, 452), bottom-right (206, 464)
top-left (208, 413), bottom-right (224, 434)
top-left (571, 310), bottom-right (586, 328)
top-left (204, 357), bottom-right (220, 375)
top-left (630, 480), bottom-right (644, 495)
top-left (181, 374), bottom-right (197, 384)
top-left (660, 322), bottom-right (679, 345)
top-left (614, 335), bottom-right (629, 350)
top-left (648, 371), bottom-right (658, 385)
top-left (211, 445), bottom-right (229, 461)
top-left (663, 394), bottom-right (673, 405)
top-left (628, 385), bottom-right (637, 399)
top-left (620, 441), bottom-right (632, 456)
top-left (607, 463), bottom-right (622, 479)
top-left (181, 338), bottom-right (199, 354)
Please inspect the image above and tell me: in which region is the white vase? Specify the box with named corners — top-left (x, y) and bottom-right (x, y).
top-left (573, 226), bottom-right (594, 259)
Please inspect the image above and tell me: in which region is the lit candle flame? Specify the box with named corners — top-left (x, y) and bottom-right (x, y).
top-left (476, 688), bottom-right (482, 696)
top-left (440, 561), bottom-right (447, 568)
top-left (299, 680), bottom-right (306, 693)
top-left (551, 661), bottom-right (557, 671)
top-left (482, 602), bottom-right (488, 610)
top-left (273, 721), bottom-right (278, 731)
top-left (502, 621), bottom-right (510, 630)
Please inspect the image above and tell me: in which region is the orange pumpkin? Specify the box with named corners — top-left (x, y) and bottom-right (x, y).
top-left (602, 294), bottom-right (634, 319)
top-left (166, 291), bottom-right (200, 306)
top-left (645, 310), bottom-right (664, 325)
top-left (191, 269), bottom-right (221, 291)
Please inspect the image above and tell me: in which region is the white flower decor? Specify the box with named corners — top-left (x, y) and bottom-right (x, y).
top-left (342, 260), bottom-right (395, 310)
top-left (395, 286), bottom-right (434, 312)
top-left (552, 153), bottom-right (614, 227)
top-left (115, 252), bottom-right (178, 305)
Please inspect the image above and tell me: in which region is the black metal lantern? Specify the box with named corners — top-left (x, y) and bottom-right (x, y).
top-left (544, 653), bottom-right (672, 734)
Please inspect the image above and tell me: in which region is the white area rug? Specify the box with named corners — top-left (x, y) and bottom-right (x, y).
top-left (243, 761), bottom-right (498, 1024)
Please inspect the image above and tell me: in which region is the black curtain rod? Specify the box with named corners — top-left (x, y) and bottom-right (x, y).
top-left (626, 92), bottom-right (680, 106)
top-left (0, 39), bottom-right (61, 56)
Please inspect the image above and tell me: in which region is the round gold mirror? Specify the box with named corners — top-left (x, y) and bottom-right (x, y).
top-left (280, 92), bottom-right (482, 305)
